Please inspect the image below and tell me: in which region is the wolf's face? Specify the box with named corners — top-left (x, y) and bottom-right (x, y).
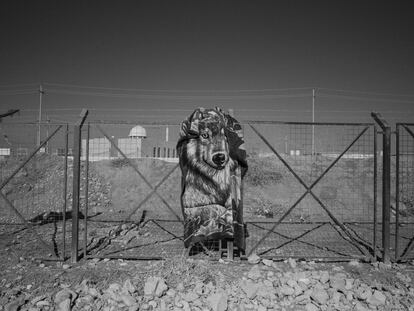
top-left (198, 120), bottom-right (229, 170)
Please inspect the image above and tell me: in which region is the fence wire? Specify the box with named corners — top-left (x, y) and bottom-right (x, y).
top-left (0, 122), bottom-right (70, 260)
top-left (395, 124), bottom-right (414, 261)
top-left (81, 121), bottom-right (378, 260)
top-left (243, 122), bottom-right (376, 260)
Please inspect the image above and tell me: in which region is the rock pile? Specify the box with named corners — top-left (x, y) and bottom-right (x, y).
top-left (1, 257), bottom-right (414, 311)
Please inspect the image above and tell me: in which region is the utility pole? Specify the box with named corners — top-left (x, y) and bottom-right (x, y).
top-left (312, 88), bottom-right (316, 156)
top-left (37, 84), bottom-right (44, 147)
top-left (46, 115), bottom-right (50, 153)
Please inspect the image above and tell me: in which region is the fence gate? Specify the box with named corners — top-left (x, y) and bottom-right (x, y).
top-left (0, 123), bottom-right (70, 261)
top-left (395, 123), bottom-right (414, 261)
top-left (81, 122), bottom-right (187, 260)
top-left (243, 121), bottom-right (378, 261)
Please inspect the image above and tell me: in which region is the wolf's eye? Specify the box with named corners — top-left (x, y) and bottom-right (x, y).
top-left (201, 133), bottom-right (209, 139)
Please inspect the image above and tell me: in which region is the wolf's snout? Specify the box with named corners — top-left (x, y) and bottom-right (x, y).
top-left (212, 153), bottom-right (226, 166)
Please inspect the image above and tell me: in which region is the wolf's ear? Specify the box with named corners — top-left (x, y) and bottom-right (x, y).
top-left (179, 108), bottom-right (206, 139)
top-left (180, 119), bottom-right (198, 138)
top-left (188, 108), bottom-right (205, 123)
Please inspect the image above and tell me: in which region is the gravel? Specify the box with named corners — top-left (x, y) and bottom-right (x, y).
top-left (1, 256), bottom-right (414, 311)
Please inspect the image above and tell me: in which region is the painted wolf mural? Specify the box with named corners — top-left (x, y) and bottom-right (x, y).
top-left (177, 107), bottom-right (248, 251)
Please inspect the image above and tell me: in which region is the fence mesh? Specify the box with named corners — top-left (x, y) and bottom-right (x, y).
top-left (396, 124), bottom-right (414, 261)
top-left (82, 121), bottom-right (377, 260)
top-left (0, 122), bottom-right (70, 261)
top-left (243, 122), bottom-right (377, 259)
top-left (82, 123), bottom-right (185, 259)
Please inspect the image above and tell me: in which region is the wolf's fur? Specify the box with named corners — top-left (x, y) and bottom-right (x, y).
top-left (179, 121), bottom-right (236, 210)
top-left (178, 107), bottom-right (248, 247)
top-left (178, 117), bottom-right (238, 245)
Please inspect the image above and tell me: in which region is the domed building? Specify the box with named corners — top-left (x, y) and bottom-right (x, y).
top-left (117, 125), bottom-right (147, 158)
top-left (128, 125), bottom-right (147, 139)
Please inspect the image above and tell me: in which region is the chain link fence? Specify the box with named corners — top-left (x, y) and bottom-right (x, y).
top-left (0, 122), bottom-right (70, 261)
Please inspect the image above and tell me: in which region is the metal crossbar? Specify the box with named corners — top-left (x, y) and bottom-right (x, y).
top-left (247, 222), bottom-right (352, 257)
top-left (95, 124), bottom-right (182, 222)
top-left (84, 125), bottom-right (182, 259)
top-left (0, 125), bottom-right (65, 258)
top-left (0, 192), bottom-right (57, 256)
top-left (0, 125), bottom-right (63, 191)
top-left (247, 124), bottom-right (372, 258)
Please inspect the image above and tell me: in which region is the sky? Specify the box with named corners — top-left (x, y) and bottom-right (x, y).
top-left (0, 1), bottom-right (414, 124)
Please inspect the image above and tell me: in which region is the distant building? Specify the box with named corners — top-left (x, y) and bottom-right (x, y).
top-left (81, 125), bottom-right (147, 161)
top-left (0, 148), bottom-right (10, 160)
top-left (117, 125), bottom-right (147, 158)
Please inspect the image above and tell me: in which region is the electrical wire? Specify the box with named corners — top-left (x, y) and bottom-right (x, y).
top-left (317, 94), bottom-right (414, 104)
top-left (43, 82), bottom-right (314, 93)
top-left (318, 87), bottom-right (414, 98)
top-left (45, 88), bottom-right (312, 99)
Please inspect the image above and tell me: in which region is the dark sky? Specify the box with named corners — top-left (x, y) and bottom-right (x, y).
top-left (1, 1), bottom-right (413, 123)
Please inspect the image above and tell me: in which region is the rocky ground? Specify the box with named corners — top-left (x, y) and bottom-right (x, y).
top-left (1, 254), bottom-right (413, 311)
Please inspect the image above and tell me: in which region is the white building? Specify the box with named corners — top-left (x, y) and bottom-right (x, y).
top-left (81, 125), bottom-right (146, 161)
top-left (117, 125), bottom-right (147, 158)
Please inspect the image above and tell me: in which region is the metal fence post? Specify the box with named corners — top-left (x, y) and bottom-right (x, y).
top-left (371, 112), bottom-right (391, 264)
top-left (395, 124), bottom-right (400, 261)
top-left (71, 109), bottom-right (89, 263)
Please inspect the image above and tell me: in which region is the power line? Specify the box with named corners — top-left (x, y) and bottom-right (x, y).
top-left (319, 87), bottom-right (414, 98)
top-left (0, 90), bottom-right (38, 95)
top-left (44, 82), bottom-right (314, 93)
top-left (45, 89), bottom-right (312, 99)
top-left (0, 83), bottom-right (38, 89)
top-left (317, 94), bottom-right (414, 104)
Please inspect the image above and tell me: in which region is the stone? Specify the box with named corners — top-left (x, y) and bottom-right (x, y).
top-left (247, 253), bottom-right (261, 264)
top-left (148, 301), bottom-right (158, 308)
top-left (88, 287), bottom-right (100, 297)
top-left (62, 264), bottom-right (70, 270)
top-left (120, 293), bottom-right (136, 306)
top-left (56, 299), bottom-right (71, 311)
top-left (305, 303), bottom-right (319, 311)
top-left (262, 259), bottom-right (273, 267)
top-left (295, 294), bottom-right (310, 304)
top-left (348, 259), bottom-right (360, 267)
top-left (240, 280), bottom-right (259, 299)
top-left (122, 279), bottom-right (136, 294)
top-left (367, 290), bottom-right (386, 306)
top-left (345, 278), bottom-right (354, 290)
top-left (319, 271), bottom-right (330, 284)
top-left (311, 288), bottom-right (329, 305)
top-left (36, 301), bottom-right (50, 307)
top-left (280, 285), bottom-right (295, 296)
top-left (247, 265), bottom-right (262, 280)
top-left (182, 291), bottom-right (199, 302)
top-left (55, 288), bottom-right (77, 305)
top-left (331, 290), bottom-right (342, 304)
top-left (181, 300), bottom-right (191, 311)
top-left (144, 277), bottom-right (168, 297)
top-left (358, 288), bottom-right (372, 301)
top-left (176, 282), bottom-right (185, 292)
top-left (354, 302), bottom-right (370, 311)
top-left (166, 289), bottom-right (177, 297)
top-left (5, 297), bottom-right (25, 311)
top-left (207, 293), bottom-right (228, 311)
top-left (287, 258), bottom-right (297, 269)
top-left (330, 278), bottom-right (346, 292)
top-left (287, 279), bottom-right (298, 288)
top-left (31, 295), bottom-right (47, 305)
